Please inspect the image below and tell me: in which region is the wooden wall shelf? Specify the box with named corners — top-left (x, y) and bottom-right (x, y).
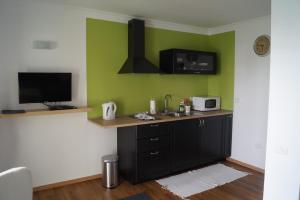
top-left (0, 107), bottom-right (91, 119)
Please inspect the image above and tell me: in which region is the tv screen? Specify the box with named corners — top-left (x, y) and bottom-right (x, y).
top-left (18, 73), bottom-right (72, 104)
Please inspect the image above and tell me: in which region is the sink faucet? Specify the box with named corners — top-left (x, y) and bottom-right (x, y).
top-left (163, 94), bottom-right (172, 114)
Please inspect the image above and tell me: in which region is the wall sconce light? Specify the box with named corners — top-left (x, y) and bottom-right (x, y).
top-left (32, 40), bottom-right (58, 50)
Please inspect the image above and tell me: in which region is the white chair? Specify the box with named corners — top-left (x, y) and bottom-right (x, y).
top-left (0, 167), bottom-right (32, 200)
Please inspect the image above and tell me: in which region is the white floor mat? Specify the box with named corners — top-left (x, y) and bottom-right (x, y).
top-left (156, 164), bottom-right (249, 199)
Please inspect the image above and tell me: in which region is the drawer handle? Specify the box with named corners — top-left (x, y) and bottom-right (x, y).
top-left (150, 137), bottom-right (159, 141)
top-left (150, 151), bottom-right (159, 155)
top-left (150, 124), bottom-right (159, 127)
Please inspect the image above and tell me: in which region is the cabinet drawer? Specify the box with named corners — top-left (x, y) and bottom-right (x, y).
top-left (138, 135), bottom-right (170, 152)
top-left (138, 148), bottom-right (171, 181)
top-left (137, 123), bottom-right (170, 139)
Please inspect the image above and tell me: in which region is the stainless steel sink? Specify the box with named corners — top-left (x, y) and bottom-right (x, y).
top-left (162, 111), bottom-right (204, 117)
top-left (131, 113), bottom-right (161, 121)
top-left (168, 112), bottom-right (185, 117)
top-left (161, 111), bottom-right (187, 118)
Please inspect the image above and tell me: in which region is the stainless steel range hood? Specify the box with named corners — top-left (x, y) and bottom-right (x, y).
top-left (118, 19), bottom-right (160, 74)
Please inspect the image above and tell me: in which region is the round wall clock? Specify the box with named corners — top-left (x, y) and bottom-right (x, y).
top-left (253, 35), bottom-right (270, 56)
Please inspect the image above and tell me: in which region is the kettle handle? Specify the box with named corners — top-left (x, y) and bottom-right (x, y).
top-left (112, 102), bottom-right (117, 114)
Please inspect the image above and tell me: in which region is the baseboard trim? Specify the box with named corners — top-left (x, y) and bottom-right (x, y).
top-left (33, 174), bottom-right (102, 192)
top-left (33, 159), bottom-right (263, 191)
top-left (226, 158), bottom-right (265, 174)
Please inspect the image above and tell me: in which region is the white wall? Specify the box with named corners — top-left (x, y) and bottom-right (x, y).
top-left (0, 0), bottom-right (119, 187)
top-left (209, 16), bottom-right (271, 169)
top-left (264, 0), bottom-right (300, 199)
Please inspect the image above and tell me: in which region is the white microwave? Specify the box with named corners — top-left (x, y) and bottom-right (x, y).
top-left (192, 96), bottom-right (220, 111)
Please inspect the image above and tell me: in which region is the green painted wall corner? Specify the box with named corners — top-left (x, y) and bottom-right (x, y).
top-left (208, 31), bottom-right (235, 110)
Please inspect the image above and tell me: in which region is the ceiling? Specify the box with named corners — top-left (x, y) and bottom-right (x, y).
top-left (48, 0), bottom-right (270, 27)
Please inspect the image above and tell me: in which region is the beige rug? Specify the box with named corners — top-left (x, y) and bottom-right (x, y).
top-left (156, 164), bottom-right (249, 199)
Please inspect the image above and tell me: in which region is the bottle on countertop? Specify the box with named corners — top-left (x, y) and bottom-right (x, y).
top-left (150, 98), bottom-right (156, 115)
top-left (178, 101), bottom-right (185, 113)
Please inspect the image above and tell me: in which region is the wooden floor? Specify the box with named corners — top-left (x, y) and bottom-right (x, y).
top-left (33, 162), bottom-right (264, 200)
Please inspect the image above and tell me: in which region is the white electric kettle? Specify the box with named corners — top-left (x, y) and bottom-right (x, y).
top-left (102, 102), bottom-right (117, 120)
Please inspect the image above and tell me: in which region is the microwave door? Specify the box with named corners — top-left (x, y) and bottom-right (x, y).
top-left (205, 99), bottom-right (217, 108)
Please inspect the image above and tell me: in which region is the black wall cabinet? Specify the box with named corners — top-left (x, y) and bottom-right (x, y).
top-left (117, 114), bottom-right (232, 184)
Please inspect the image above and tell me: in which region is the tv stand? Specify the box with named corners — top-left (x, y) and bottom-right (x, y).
top-left (47, 105), bottom-right (77, 110)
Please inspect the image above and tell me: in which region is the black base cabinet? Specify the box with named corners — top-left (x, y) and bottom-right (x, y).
top-left (199, 116), bottom-right (224, 164)
top-left (117, 114), bottom-right (232, 184)
top-left (171, 119), bottom-right (200, 173)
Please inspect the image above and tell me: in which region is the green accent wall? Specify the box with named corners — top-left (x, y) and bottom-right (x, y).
top-left (208, 31), bottom-right (235, 110)
top-left (87, 18), bottom-right (235, 118)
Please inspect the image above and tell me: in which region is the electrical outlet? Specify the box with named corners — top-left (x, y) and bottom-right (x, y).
top-left (274, 145), bottom-right (289, 155)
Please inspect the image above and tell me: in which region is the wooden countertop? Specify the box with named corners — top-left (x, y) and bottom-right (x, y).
top-left (0, 107), bottom-right (91, 119)
top-left (89, 110), bottom-right (233, 128)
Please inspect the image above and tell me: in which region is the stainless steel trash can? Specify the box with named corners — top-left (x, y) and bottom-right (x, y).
top-left (102, 154), bottom-right (118, 188)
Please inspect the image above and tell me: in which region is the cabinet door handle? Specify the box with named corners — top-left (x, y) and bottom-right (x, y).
top-left (150, 137), bottom-right (159, 141)
top-left (150, 124), bottom-right (159, 127)
top-left (198, 119), bottom-right (205, 127)
top-left (150, 151), bottom-right (159, 155)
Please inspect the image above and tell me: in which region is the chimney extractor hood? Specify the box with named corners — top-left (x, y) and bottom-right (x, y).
top-left (118, 19), bottom-right (160, 74)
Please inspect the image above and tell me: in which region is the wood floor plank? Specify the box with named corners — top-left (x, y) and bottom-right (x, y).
top-left (34, 162), bottom-right (264, 200)
top-left (33, 192), bottom-right (40, 200)
top-left (37, 189), bottom-right (56, 200)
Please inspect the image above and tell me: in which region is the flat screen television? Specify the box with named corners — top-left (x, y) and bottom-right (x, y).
top-left (18, 72), bottom-right (72, 104)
